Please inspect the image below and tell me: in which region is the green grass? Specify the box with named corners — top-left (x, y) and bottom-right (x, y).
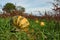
top-left (0, 18), bottom-right (60, 40)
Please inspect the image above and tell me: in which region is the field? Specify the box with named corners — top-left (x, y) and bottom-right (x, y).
top-left (0, 17), bottom-right (60, 40)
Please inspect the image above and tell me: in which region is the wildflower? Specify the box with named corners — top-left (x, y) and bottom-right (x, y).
top-left (35, 20), bottom-right (39, 23)
top-left (40, 22), bottom-right (45, 26)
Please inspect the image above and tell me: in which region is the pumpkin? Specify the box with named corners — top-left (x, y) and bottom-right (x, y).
top-left (12, 16), bottom-right (30, 29)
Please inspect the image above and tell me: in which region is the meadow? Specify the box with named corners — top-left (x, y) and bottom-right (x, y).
top-left (0, 17), bottom-right (60, 40)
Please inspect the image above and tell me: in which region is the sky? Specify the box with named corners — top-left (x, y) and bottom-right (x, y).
top-left (0, 0), bottom-right (54, 15)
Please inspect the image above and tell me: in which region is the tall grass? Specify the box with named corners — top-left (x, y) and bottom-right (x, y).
top-left (0, 18), bottom-right (60, 40)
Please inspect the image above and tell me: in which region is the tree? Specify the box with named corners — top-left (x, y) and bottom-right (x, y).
top-left (16, 6), bottom-right (25, 12)
top-left (2, 3), bottom-right (16, 13)
top-left (21, 6), bottom-right (25, 12)
top-left (55, 0), bottom-right (60, 6)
